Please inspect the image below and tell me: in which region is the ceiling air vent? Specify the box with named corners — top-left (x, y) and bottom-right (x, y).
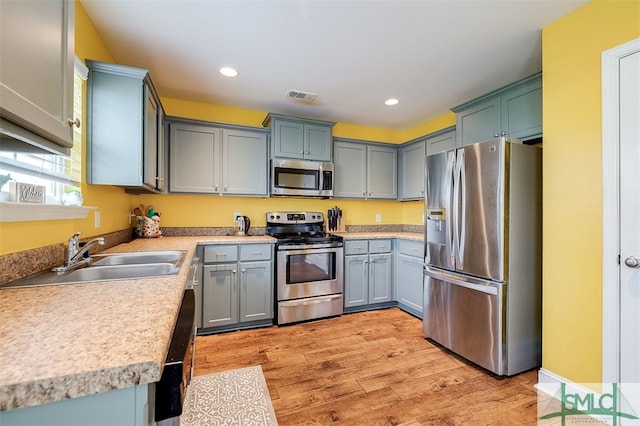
top-left (286, 89), bottom-right (318, 103)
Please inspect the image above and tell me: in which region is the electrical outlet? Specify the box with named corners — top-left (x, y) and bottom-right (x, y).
top-left (233, 212), bottom-right (241, 221)
top-left (375, 213), bottom-right (382, 223)
top-left (94, 211), bottom-right (101, 229)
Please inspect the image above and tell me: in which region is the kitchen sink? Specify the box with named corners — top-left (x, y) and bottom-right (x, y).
top-left (56, 263), bottom-right (179, 283)
top-left (91, 250), bottom-right (184, 266)
top-left (1, 250), bottom-right (187, 289)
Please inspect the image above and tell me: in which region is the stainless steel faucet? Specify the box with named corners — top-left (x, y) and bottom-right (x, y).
top-left (53, 232), bottom-right (105, 272)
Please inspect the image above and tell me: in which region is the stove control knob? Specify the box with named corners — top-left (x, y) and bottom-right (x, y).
top-left (276, 215), bottom-right (280, 220)
top-left (269, 215), bottom-right (274, 220)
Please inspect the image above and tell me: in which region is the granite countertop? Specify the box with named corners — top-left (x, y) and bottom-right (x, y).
top-left (333, 231), bottom-right (423, 242)
top-left (0, 235), bottom-right (276, 412)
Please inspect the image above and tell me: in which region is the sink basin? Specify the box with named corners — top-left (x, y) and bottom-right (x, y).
top-left (91, 250), bottom-right (183, 266)
top-left (1, 250), bottom-right (187, 289)
top-left (56, 263), bottom-right (179, 283)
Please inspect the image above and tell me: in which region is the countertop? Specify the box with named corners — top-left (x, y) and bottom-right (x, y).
top-left (0, 235), bottom-right (274, 412)
top-left (0, 232), bottom-right (420, 412)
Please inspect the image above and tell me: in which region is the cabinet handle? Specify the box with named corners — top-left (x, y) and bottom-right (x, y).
top-left (364, 260), bottom-right (368, 264)
top-left (241, 268), bottom-right (246, 273)
top-left (224, 186), bottom-right (228, 192)
top-left (363, 192), bottom-right (366, 196)
top-left (368, 192), bottom-right (372, 196)
top-left (305, 151), bottom-right (310, 154)
top-left (299, 151), bottom-right (304, 154)
top-left (501, 131), bottom-right (507, 136)
top-left (232, 269), bottom-right (237, 273)
top-left (494, 133), bottom-right (499, 138)
top-left (67, 118), bottom-right (81, 128)
top-left (214, 185), bottom-right (219, 191)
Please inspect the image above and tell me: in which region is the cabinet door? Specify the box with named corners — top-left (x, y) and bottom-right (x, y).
top-left (202, 264), bottom-right (238, 327)
top-left (273, 119), bottom-right (304, 159)
top-left (169, 123), bottom-right (221, 193)
top-left (333, 142), bottom-right (367, 198)
top-left (426, 129), bottom-right (456, 156)
top-left (367, 145), bottom-right (397, 199)
top-left (303, 123), bottom-right (332, 161)
top-left (369, 253), bottom-right (392, 304)
top-left (396, 254), bottom-right (424, 316)
top-left (156, 111), bottom-right (167, 192)
top-left (239, 261), bottom-right (273, 322)
top-left (456, 97), bottom-right (501, 146)
top-left (501, 76), bottom-right (542, 140)
top-left (144, 88), bottom-right (159, 189)
top-left (222, 129), bottom-right (268, 195)
top-left (344, 255), bottom-right (369, 307)
top-left (399, 141), bottom-right (426, 200)
top-left (0, 0), bottom-right (75, 150)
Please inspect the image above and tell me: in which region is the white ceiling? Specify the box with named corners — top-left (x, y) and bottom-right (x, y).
top-left (80, 0), bottom-right (589, 131)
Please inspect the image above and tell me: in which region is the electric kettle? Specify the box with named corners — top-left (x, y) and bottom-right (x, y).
top-left (236, 216), bottom-right (251, 236)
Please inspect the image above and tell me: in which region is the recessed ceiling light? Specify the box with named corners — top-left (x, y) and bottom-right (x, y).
top-left (219, 67), bottom-right (238, 77)
top-left (385, 98), bottom-right (399, 106)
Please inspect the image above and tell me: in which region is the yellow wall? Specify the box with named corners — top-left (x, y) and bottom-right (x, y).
top-left (541, 0), bottom-right (639, 383)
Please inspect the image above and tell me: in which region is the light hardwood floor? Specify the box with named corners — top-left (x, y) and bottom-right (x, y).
top-left (194, 308), bottom-right (543, 425)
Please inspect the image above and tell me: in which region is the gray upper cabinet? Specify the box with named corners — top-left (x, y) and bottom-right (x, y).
top-left (169, 120), bottom-right (268, 196)
top-left (0, 0), bottom-right (75, 155)
top-left (222, 128), bottom-right (268, 196)
top-left (333, 140), bottom-right (397, 199)
top-left (452, 73), bottom-right (542, 146)
top-left (398, 140), bottom-right (425, 200)
top-left (399, 128), bottom-right (455, 200)
top-left (169, 122), bottom-right (221, 193)
top-left (263, 113), bottom-right (335, 161)
top-left (86, 60), bottom-right (165, 192)
top-left (425, 128), bottom-right (456, 156)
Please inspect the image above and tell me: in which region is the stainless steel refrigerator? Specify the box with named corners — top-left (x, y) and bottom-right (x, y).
top-left (423, 137), bottom-right (542, 376)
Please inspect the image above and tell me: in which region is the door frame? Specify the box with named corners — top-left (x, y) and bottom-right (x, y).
top-left (601, 37), bottom-right (640, 383)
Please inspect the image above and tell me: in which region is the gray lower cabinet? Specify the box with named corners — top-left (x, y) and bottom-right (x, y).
top-left (0, 384), bottom-right (153, 426)
top-left (333, 140), bottom-right (397, 199)
top-left (86, 60), bottom-right (165, 192)
top-left (452, 72), bottom-right (542, 146)
top-left (201, 244), bottom-right (273, 330)
top-left (0, 0), bottom-right (75, 154)
top-left (344, 240), bottom-right (393, 308)
top-left (395, 239), bottom-right (424, 318)
top-left (169, 120), bottom-right (268, 195)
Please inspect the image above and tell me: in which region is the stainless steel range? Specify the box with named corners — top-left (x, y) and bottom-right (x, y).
top-left (266, 211), bottom-right (344, 325)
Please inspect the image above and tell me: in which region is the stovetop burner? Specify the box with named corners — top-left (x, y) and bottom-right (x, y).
top-left (265, 211), bottom-right (343, 247)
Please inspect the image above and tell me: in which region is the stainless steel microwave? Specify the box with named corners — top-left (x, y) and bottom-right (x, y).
top-left (271, 159), bottom-right (334, 197)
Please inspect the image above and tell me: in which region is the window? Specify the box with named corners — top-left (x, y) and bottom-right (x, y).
top-left (0, 58), bottom-right (87, 203)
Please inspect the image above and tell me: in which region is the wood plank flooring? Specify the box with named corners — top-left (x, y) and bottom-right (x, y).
top-left (194, 308), bottom-right (543, 425)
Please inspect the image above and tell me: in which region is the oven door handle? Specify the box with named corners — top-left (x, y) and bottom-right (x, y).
top-left (278, 246), bottom-right (343, 255)
top-left (279, 294), bottom-right (342, 307)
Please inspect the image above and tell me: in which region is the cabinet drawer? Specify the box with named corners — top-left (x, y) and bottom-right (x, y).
top-left (239, 244), bottom-right (272, 261)
top-left (203, 245), bottom-right (238, 263)
top-left (368, 239), bottom-right (392, 254)
top-left (397, 239), bottom-right (423, 258)
top-left (344, 240), bottom-right (368, 255)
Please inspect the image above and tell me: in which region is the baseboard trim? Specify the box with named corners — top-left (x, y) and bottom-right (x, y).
top-left (536, 368), bottom-right (598, 397)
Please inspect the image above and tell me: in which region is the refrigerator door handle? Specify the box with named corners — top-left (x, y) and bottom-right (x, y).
top-left (446, 151), bottom-right (456, 267)
top-left (459, 149), bottom-right (466, 266)
top-left (453, 149), bottom-right (465, 268)
top-left (424, 267), bottom-right (499, 295)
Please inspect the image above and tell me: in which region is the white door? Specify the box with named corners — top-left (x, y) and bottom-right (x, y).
top-left (619, 48), bottom-right (640, 395)
top-left (602, 38), bottom-right (640, 418)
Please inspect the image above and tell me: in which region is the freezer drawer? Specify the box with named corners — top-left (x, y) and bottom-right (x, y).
top-left (423, 267), bottom-right (505, 375)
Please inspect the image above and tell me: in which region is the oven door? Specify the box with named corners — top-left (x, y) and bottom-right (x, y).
top-left (277, 245), bottom-right (344, 301)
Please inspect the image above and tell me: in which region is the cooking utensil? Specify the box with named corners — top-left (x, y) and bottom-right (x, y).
top-left (133, 207), bottom-right (144, 217)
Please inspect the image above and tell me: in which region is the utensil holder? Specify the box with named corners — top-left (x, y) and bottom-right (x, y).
top-left (136, 216), bottom-right (162, 238)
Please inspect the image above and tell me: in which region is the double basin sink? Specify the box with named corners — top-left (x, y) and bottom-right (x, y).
top-left (1, 250), bottom-right (187, 289)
